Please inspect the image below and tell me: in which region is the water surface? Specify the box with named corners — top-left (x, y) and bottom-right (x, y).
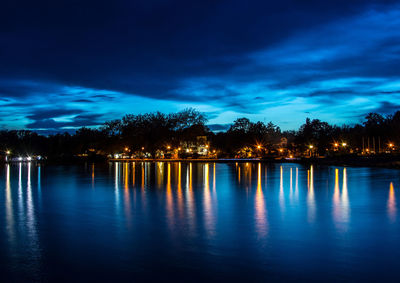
top-left (1, 162), bottom-right (400, 282)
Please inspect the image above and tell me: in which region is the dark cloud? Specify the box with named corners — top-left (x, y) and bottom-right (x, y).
top-left (0, 80), bottom-right (59, 98)
top-left (208, 124), bottom-right (231, 132)
top-left (1, 102), bottom-right (36, 108)
top-left (379, 90), bottom-right (400, 95)
top-left (0, 0), bottom-right (398, 99)
top-left (26, 113), bottom-right (104, 130)
top-left (92, 94), bottom-right (115, 99)
top-left (26, 109), bottom-right (84, 121)
top-left (374, 101), bottom-right (400, 114)
top-left (1, 1), bottom-right (400, 130)
top-left (72, 99), bottom-right (94, 103)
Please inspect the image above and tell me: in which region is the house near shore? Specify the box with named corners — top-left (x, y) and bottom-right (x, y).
top-left (180, 136), bottom-right (210, 156)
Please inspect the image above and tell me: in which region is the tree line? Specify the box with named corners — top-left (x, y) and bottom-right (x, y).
top-left (1, 108), bottom-right (400, 160)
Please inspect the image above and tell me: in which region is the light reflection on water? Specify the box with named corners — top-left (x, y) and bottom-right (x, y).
top-left (3, 163), bottom-right (42, 281)
top-left (1, 162), bottom-right (400, 281)
top-left (279, 165), bottom-right (285, 215)
top-left (307, 165), bottom-right (316, 223)
top-left (388, 182), bottom-right (396, 222)
top-left (255, 163), bottom-right (267, 239)
top-left (333, 168), bottom-right (351, 232)
top-left (5, 165), bottom-right (14, 243)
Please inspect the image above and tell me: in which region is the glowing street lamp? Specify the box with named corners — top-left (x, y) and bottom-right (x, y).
top-left (167, 145), bottom-right (171, 150)
top-left (6, 150), bottom-right (10, 155)
top-left (257, 145), bottom-right (261, 149)
top-left (334, 143), bottom-right (338, 147)
top-left (342, 143), bottom-right (347, 147)
top-left (309, 145), bottom-right (314, 157)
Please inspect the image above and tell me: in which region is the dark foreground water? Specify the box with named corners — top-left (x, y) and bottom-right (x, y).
top-left (1, 162), bottom-right (400, 282)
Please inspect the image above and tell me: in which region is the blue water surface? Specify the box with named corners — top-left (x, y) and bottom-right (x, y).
top-left (1, 162), bottom-right (399, 282)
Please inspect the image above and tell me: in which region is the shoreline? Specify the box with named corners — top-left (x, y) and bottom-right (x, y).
top-left (3, 156), bottom-right (400, 170)
top-left (108, 156), bottom-right (400, 169)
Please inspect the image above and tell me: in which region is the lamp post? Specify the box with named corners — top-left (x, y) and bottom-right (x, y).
top-left (388, 143), bottom-right (395, 152)
top-left (256, 145), bottom-right (262, 158)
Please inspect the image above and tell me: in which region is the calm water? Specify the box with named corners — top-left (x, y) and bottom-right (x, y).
top-left (1, 162), bottom-right (400, 282)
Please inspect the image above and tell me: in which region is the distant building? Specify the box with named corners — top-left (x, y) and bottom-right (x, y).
top-left (180, 136), bottom-right (210, 156)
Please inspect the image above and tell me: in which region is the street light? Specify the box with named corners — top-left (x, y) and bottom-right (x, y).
top-left (309, 145), bottom-right (314, 157)
top-left (342, 143), bottom-right (347, 147)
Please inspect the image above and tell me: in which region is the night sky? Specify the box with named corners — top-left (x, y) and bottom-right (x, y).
top-left (1, 0), bottom-right (400, 133)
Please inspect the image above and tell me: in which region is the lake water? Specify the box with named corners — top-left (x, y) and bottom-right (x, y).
top-left (1, 162), bottom-right (400, 282)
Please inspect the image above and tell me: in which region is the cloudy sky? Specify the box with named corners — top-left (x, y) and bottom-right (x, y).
top-left (1, 0), bottom-right (400, 133)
